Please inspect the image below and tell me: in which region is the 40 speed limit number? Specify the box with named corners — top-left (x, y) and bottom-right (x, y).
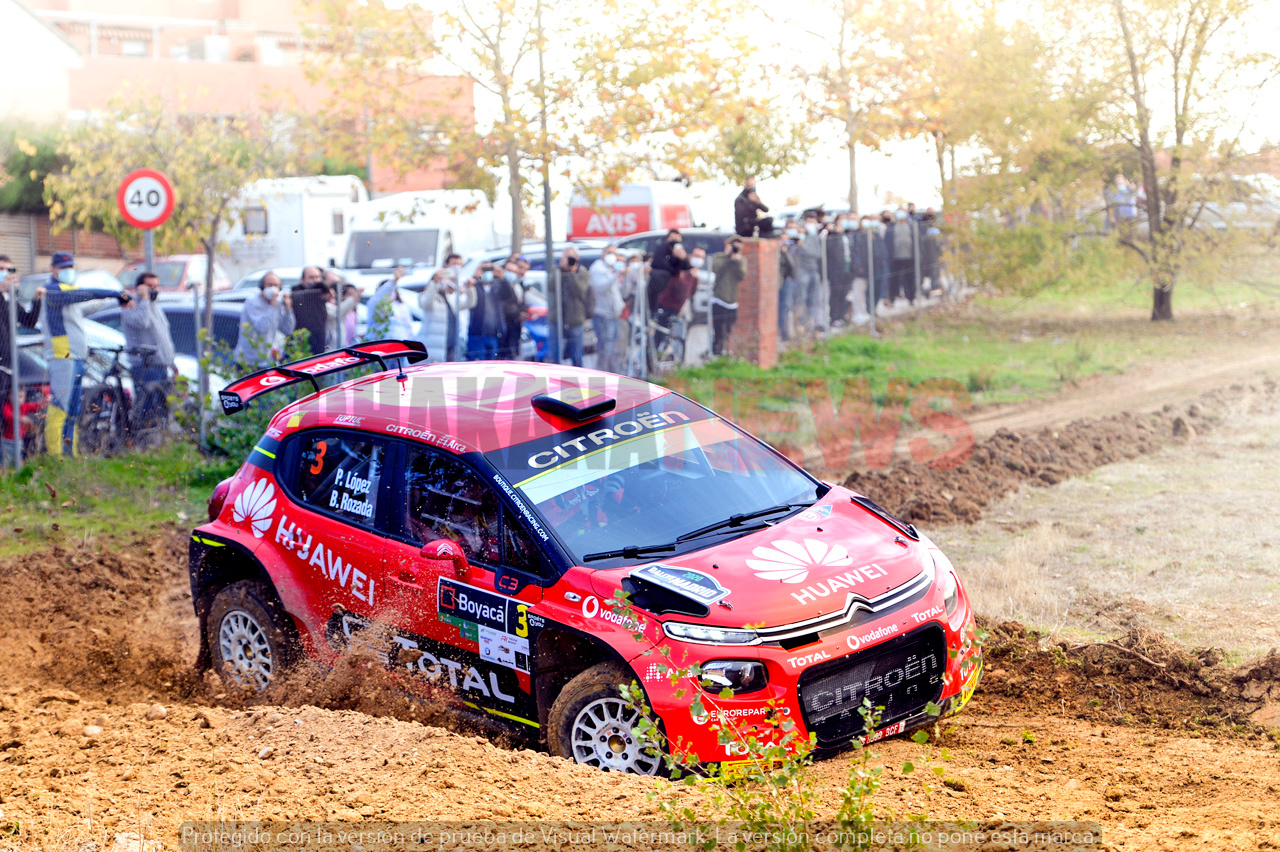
top-left (116, 169), bottom-right (175, 230)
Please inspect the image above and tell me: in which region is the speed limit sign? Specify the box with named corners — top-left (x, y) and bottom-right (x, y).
top-left (116, 168), bottom-right (175, 230)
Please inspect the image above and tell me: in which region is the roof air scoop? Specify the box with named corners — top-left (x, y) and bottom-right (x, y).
top-left (532, 387), bottom-right (616, 422)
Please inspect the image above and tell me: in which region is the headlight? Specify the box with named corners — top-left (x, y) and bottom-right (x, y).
top-left (699, 660), bottom-right (768, 695)
top-left (933, 550), bottom-right (960, 616)
top-left (663, 622), bottom-right (760, 645)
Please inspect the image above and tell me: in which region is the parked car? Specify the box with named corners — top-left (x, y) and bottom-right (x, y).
top-left (5, 341), bottom-right (52, 458)
top-left (89, 300), bottom-right (244, 367)
top-left (190, 344), bottom-right (983, 776)
top-left (119, 255), bottom-right (232, 294)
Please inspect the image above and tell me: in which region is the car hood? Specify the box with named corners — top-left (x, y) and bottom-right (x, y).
top-left (589, 487), bottom-right (932, 628)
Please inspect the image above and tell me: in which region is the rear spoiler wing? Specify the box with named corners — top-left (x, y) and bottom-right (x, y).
top-left (217, 339), bottom-right (428, 415)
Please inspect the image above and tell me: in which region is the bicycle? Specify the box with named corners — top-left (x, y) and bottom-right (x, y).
top-left (78, 346), bottom-right (170, 457)
top-left (648, 310), bottom-right (687, 374)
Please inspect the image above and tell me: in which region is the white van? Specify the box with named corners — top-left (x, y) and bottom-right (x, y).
top-left (341, 190), bottom-right (500, 290)
top-left (566, 181), bottom-right (698, 240)
top-left (220, 176), bottom-right (369, 282)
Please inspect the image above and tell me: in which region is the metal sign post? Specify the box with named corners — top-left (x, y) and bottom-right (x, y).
top-left (7, 286), bottom-right (19, 470)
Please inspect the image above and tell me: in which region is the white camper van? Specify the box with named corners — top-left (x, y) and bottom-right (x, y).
top-left (221, 176), bottom-right (369, 282)
top-left (340, 190), bottom-right (501, 290)
top-left (566, 181), bottom-right (697, 240)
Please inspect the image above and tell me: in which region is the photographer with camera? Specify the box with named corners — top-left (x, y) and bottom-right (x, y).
top-left (710, 238), bottom-right (747, 356)
top-left (549, 247), bottom-right (590, 367)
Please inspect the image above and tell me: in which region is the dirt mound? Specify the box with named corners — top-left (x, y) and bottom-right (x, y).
top-left (843, 380), bottom-right (1280, 525)
top-left (975, 618), bottom-right (1277, 735)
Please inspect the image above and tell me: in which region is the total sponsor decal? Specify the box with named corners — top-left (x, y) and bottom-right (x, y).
top-left (785, 650), bottom-right (831, 670)
top-left (793, 504), bottom-right (834, 524)
top-left (336, 614), bottom-right (515, 704)
top-left (385, 423), bottom-right (468, 454)
top-left (274, 515), bottom-right (374, 605)
top-left (788, 563), bottom-right (890, 606)
top-left (527, 410), bottom-right (692, 469)
top-left (909, 604), bottom-right (945, 625)
top-left (845, 622), bottom-right (901, 651)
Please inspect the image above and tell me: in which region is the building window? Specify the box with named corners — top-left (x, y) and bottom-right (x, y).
top-left (243, 207), bottom-right (268, 236)
top-left (332, 209), bottom-right (344, 235)
top-left (122, 39), bottom-right (149, 57)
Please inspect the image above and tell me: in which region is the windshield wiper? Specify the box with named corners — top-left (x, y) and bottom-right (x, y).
top-left (675, 502), bottom-right (810, 543)
top-left (582, 542), bottom-right (678, 562)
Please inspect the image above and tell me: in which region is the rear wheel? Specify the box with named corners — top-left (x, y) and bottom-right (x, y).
top-left (78, 385), bottom-right (124, 457)
top-left (206, 580), bottom-right (298, 693)
top-left (129, 383), bottom-right (170, 449)
top-left (547, 661), bottom-right (664, 775)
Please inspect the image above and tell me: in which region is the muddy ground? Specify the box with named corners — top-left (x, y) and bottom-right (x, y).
top-left (4, 378), bottom-right (1280, 851)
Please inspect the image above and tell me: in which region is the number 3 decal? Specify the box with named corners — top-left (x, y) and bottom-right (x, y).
top-left (310, 440), bottom-right (328, 475)
top-left (515, 604), bottom-right (529, 638)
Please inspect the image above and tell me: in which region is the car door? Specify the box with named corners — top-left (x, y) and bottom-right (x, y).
top-left (279, 430), bottom-right (389, 633)
top-left (380, 443), bottom-right (546, 724)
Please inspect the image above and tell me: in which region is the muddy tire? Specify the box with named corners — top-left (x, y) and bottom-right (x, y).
top-left (547, 661), bottom-right (664, 775)
top-left (206, 580), bottom-right (297, 694)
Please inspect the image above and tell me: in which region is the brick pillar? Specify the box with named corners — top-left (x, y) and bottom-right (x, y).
top-left (728, 238), bottom-right (779, 368)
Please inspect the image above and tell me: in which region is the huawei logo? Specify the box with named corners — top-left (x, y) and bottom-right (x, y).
top-left (232, 479), bottom-right (277, 538)
top-left (745, 538), bottom-right (853, 584)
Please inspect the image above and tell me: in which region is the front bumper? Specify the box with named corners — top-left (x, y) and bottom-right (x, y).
top-left (638, 593), bottom-right (982, 762)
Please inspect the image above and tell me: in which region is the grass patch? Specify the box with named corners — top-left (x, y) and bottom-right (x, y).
top-left (0, 443), bottom-right (238, 556)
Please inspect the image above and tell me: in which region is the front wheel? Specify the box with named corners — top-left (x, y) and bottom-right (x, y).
top-left (206, 580), bottom-right (298, 693)
top-left (547, 661), bottom-right (665, 775)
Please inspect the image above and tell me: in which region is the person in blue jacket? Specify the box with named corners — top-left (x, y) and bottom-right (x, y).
top-left (39, 252), bottom-right (129, 456)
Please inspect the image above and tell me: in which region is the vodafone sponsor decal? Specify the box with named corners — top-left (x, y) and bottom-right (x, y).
top-left (846, 622), bottom-right (901, 651)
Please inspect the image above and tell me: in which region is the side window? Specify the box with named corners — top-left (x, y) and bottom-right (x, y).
top-left (295, 432), bottom-right (384, 527)
top-left (502, 507), bottom-right (539, 573)
top-left (404, 449), bottom-right (501, 565)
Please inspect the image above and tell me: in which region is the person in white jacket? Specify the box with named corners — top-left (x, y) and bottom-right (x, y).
top-left (588, 246), bottom-right (627, 374)
top-left (418, 268), bottom-right (475, 362)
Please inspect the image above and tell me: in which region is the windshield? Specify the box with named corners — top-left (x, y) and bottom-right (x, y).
top-left (345, 230), bottom-right (439, 269)
top-left (486, 399), bottom-right (819, 566)
top-left (146, 262), bottom-right (187, 290)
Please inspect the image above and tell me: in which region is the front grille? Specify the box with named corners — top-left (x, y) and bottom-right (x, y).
top-left (797, 625), bottom-right (946, 748)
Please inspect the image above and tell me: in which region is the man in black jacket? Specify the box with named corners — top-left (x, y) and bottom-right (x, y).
top-left (734, 178), bottom-right (774, 237)
top-left (648, 230), bottom-right (688, 315)
top-left (292, 265), bottom-right (329, 354)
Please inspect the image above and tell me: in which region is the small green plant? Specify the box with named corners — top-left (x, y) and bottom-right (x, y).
top-left (966, 365), bottom-right (996, 393)
top-left (1020, 729), bottom-right (1037, 744)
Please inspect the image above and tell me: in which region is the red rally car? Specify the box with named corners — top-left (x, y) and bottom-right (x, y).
top-left (190, 341), bottom-right (982, 775)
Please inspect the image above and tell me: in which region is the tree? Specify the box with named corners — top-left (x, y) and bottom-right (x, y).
top-left (0, 125), bottom-right (62, 214)
top-left (301, 0), bottom-right (757, 242)
top-left (694, 97), bottom-right (811, 186)
top-left (1065, 0), bottom-right (1276, 319)
top-left (45, 97), bottom-right (280, 433)
top-left (794, 0), bottom-right (925, 214)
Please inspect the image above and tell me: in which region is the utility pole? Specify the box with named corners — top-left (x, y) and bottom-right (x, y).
top-left (536, 0), bottom-right (559, 364)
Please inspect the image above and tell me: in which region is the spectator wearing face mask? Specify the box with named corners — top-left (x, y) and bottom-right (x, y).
top-left (885, 209), bottom-right (919, 305)
top-left (234, 271), bottom-right (296, 368)
top-left (466, 263), bottom-right (513, 361)
top-left (648, 229), bottom-right (687, 315)
top-left (792, 213), bottom-right (825, 333)
top-left (847, 218), bottom-right (873, 324)
top-left (825, 217), bottom-right (856, 326)
top-left (710, 238), bottom-right (746, 356)
top-left (589, 247), bottom-right (627, 374)
top-left (420, 267), bottom-right (473, 362)
top-left (653, 245), bottom-right (702, 353)
top-left (497, 260), bottom-right (526, 360)
top-left (40, 252), bottom-right (131, 456)
top-left (293, 265), bottom-right (328, 354)
top-left (0, 256), bottom-right (41, 459)
top-left (322, 272), bottom-right (360, 350)
top-left (120, 272), bottom-right (176, 406)
top-left (548, 248), bottom-right (590, 367)
top-left (778, 225), bottom-right (798, 342)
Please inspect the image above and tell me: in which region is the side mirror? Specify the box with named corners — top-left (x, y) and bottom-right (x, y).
top-left (420, 538), bottom-right (469, 579)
